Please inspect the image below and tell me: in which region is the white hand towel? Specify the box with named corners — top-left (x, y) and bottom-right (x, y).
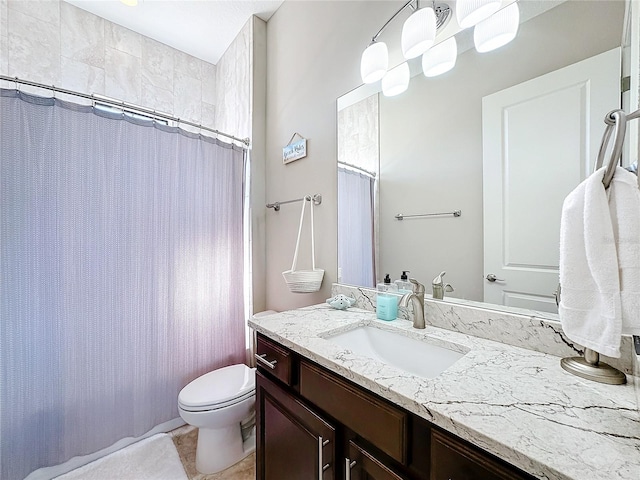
top-left (608, 167), bottom-right (640, 335)
top-left (559, 167), bottom-right (622, 357)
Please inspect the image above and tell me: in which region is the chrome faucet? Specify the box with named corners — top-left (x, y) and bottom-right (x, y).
top-left (432, 271), bottom-right (454, 300)
top-left (399, 278), bottom-right (426, 329)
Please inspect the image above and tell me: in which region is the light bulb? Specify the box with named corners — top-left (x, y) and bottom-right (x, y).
top-left (474, 3), bottom-right (520, 53)
top-left (456, 0), bottom-right (501, 29)
top-left (382, 63), bottom-right (410, 97)
top-left (401, 7), bottom-right (436, 59)
top-left (360, 42), bottom-right (389, 84)
top-left (422, 37), bottom-right (457, 77)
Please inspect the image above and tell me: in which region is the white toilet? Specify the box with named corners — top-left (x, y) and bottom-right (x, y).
top-left (178, 363), bottom-right (256, 474)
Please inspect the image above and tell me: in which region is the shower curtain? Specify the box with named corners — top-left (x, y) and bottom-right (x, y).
top-left (337, 166), bottom-right (376, 287)
top-left (0, 89), bottom-right (247, 480)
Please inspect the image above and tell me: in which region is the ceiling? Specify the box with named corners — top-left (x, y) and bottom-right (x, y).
top-left (63, 0), bottom-right (284, 65)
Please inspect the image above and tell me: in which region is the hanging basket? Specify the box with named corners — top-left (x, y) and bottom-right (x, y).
top-left (282, 196), bottom-right (325, 293)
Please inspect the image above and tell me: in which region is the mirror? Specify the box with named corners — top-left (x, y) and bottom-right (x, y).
top-left (337, 0), bottom-right (630, 316)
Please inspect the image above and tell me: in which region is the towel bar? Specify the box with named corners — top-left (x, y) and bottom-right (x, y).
top-left (560, 349), bottom-right (626, 385)
top-left (558, 108), bottom-right (636, 386)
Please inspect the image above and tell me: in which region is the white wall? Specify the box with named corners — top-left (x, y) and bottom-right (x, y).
top-left (265, 1), bottom-right (399, 311)
top-left (249, 16), bottom-right (268, 315)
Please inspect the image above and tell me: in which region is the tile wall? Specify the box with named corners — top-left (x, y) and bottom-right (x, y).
top-left (214, 17), bottom-right (252, 142)
top-left (0, 0), bottom-right (251, 139)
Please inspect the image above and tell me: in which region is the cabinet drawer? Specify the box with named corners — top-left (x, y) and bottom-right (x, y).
top-left (299, 359), bottom-right (408, 464)
top-left (345, 441), bottom-right (407, 480)
top-left (430, 428), bottom-right (533, 480)
top-left (256, 335), bottom-right (293, 386)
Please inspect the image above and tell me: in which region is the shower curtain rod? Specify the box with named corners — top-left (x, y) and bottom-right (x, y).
top-left (0, 75), bottom-right (251, 147)
top-left (338, 161), bottom-right (377, 178)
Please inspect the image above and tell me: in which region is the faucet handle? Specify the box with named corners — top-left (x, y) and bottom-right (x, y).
top-left (433, 271), bottom-right (447, 286)
top-left (432, 272), bottom-right (454, 300)
top-left (408, 278), bottom-right (425, 295)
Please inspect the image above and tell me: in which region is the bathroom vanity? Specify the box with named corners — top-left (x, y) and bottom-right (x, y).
top-left (249, 303), bottom-right (640, 480)
top-left (256, 333), bottom-right (533, 479)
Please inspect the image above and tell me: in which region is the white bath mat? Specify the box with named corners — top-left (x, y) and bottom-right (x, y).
top-left (56, 433), bottom-right (188, 480)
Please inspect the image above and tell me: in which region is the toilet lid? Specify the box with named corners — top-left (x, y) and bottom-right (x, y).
top-left (178, 364), bottom-right (255, 410)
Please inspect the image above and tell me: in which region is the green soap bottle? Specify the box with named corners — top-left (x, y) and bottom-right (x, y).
top-left (376, 274), bottom-right (398, 321)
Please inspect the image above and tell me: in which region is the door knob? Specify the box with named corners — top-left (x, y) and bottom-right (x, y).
top-left (485, 273), bottom-right (505, 282)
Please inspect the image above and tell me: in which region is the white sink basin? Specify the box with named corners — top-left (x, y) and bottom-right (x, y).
top-left (326, 326), bottom-right (465, 379)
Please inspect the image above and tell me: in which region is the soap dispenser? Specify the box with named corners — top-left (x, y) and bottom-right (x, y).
top-left (395, 271), bottom-right (413, 294)
top-left (376, 274), bottom-right (399, 321)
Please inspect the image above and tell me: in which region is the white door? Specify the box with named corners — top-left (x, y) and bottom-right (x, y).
top-left (482, 48), bottom-right (621, 313)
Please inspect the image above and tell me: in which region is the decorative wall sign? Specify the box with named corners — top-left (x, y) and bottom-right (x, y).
top-left (283, 133), bottom-right (307, 164)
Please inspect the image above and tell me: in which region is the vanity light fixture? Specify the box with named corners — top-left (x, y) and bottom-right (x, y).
top-left (359, 1), bottom-right (452, 84)
top-left (120, 0), bottom-right (138, 6)
top-left (361, 41), bottom-right (389, 84)
top-left (382, 63), bottom-right (410, 97)
top-left (422, 36), bottom-right (457, 77)
top-left (474, 2), bottom-right (520, 53)
top-left (360, 1), bottom-right (521, 93)
top-left (401, 4), bottom-right (437, 59)
top-left (456, 0), bottom-right (502, 29)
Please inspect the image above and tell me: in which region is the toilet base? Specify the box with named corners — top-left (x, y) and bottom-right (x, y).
top-left (195, 425), bottom-right (256, 474)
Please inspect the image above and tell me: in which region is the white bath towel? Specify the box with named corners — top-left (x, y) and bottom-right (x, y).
top-left (608, 167), bottom-right (640, 336)
top-left (559, 167), bottom-right (622, 357)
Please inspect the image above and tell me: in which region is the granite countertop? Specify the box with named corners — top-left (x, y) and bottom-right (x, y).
top-left (248, 304), bottom-right (640, 480)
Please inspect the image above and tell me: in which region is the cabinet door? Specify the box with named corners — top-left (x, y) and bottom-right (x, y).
top-left (345, 441), bottom-right (407, 480)
top-left (256, 371), bottom-right (335, 480)
top-left (299, 359), bottom-right (408, 464)
top-left (431, 429), bottom-right (533, 480)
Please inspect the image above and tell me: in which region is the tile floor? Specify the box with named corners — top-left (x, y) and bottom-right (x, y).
top-left (169, 425), bottom-right (255, 480)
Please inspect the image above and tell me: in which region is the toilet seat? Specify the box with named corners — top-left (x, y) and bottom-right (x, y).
top-left (179, 364), bottom-right (256, 412)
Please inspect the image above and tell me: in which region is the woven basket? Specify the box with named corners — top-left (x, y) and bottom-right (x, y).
top-left (282, 196), bottom-right (324, 293)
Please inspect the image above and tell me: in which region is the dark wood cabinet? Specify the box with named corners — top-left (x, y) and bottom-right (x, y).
top-left (299, 359), bottom-right (408, 464)
top-left (256, 371), bottom-right (335, 480)
top-left (346, 441), bottom-right (407, 480)
top-left (430, 428), bottom-right (532, 480)
top-left (255, 333), bottom-right (534, 480)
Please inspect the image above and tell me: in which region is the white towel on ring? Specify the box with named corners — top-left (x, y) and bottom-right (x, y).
top-left (559, 167), bottom-right (622, 357)
top-left (608, 167), bottom-right (640, 336)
